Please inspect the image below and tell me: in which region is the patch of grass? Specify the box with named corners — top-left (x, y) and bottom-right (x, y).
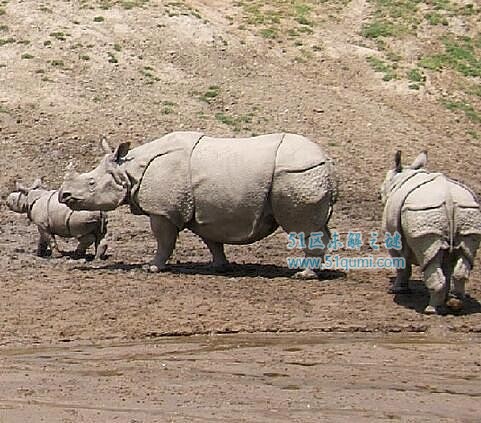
top-left (21, 53), bottom-right (34, 59)
top-left (113, 43), bottom-right (122, 52)
top-left (0, 37), bottom-right (15, 46)
top-left (43, 40), bottom-right (52, 46)
top-left (80, 54), bottom-right (90, 61)
top-left (420, 36), bottom-right (481, 77)
top-left (200, 85), bottom-right (221, 103)
top-left (0, 24), bottom-right (9, 31)
top-left (443, 100), bottom-right (481, 123)
top-left (93, 16), bottom-right (105, 22)
top-left (362, 21), bottom-right (396, 39)
top-left (407, 67), bottom-right (426, 83)
top-left (49, 59), bottom-right (65, 67)
top-left (0, 8), bottom-right (5, 16)
top-left (119, 0), bottom-right (149, 9)
top-left (260, 27), bottom-right (277, 38)
top-left (366, 56), bottom-right (396, 81)
top-left (425, 12), bottom-right (448, 26)
top-left (0, 104), bottom-right (8, 113)
top-left (215, 111), bottom-right (255, 132)
top-left (50, 31), bottom-right (67, 41)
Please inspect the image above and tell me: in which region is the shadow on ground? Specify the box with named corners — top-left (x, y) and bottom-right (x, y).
top-left (75, 261), bottom-right (347, 280)
top-left (391, 278), bottom-right (481, 316)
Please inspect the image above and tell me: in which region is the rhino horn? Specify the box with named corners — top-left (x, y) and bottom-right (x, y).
top-left (410, 150), bottom-right (427, 170)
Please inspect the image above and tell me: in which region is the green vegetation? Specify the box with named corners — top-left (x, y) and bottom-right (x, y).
top-left (0, 37), bottom-right (15, 46)
top-left (443, 100), bottom-right (481, 123)
top-left (93, 16), bottom-right (105, 22)
top-left (50, 32), bottom-right (67, 41)
top-left (420, 36), bottom-right (481, 77)
top-left (366, 56), bottom-right (396, 81)
top-left (200, 85), bottom-right (221, 103)
top-left (107, 52), bottom-right (118, 63)
top-left (215, 112), bottom-right (254, 132)
top-left (21, 53), bottom-right (34, 59)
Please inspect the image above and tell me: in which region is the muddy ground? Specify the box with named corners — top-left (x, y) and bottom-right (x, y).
top-left (1, 0), bottom-right (481, 421)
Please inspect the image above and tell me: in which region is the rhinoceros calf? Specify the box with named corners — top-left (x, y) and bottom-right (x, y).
top-left (59, 131), bottom-right (337, 278)
top-left (381, 151), bottom-right (481, 314)
top-left (6, 179), bottom-right (108, 259)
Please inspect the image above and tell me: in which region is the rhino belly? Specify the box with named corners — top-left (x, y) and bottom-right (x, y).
top-left (190, 134), bottom-right (283, 243)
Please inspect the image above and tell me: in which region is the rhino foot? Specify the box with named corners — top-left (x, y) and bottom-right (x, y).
top-left (424, 305), bottom-right (447, 315)
top-left (292, 268), bottom-right (318, 280)
top-left (142, 263), bottom-right (167, 273)
top-left (446, 296), bottom-right (464, 311)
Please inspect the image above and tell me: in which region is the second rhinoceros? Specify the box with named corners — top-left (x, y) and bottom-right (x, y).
top-left (59, 131), bottom-right (337, 277)
top-left (381, 151), bottom-right (481, 314)
top-left (7, 179), bottom-right (108, 259)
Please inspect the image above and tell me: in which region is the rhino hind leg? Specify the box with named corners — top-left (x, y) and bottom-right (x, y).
top-left (423, 252), bottom-right (448, 315)
top-left (202, 238), bottom-right (228, 271)
top-left (146, 215), bottom-right (178, 273)
top-left (74, 233), bottom-right (96, 259)
top-left (389, 262), bottom-right (412, 294)
top-left (292, 227), bottom-right (331, 280)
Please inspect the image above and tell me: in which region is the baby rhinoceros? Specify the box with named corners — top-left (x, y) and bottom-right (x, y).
top-left (6, 179), bottom-right (108, 259)
top-left (381, 151), bottom-right (481, 315)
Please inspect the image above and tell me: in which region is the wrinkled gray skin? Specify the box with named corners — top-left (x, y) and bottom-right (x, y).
top-left (59, 133), bottom-right (337, 278)
top-left (7, 179), bottom-right (108, 259)
top-left (381, 151), bottom-right (481, 314)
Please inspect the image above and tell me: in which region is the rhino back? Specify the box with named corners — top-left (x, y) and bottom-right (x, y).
top-left (189, 134), bottom-right (284, 243)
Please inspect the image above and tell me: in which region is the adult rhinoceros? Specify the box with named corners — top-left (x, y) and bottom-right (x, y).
top-left (381, 150), bottom-right (481, 314)
top-left (59, 131), bottom-right (337, 278)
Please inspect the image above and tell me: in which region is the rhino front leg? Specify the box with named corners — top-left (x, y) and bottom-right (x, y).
top-left (202, 238), bottom-right (228, 271)
top-left (147, 215), bottom-right (178, 273)
top-left (423, 253), bottom-right (448, 315)
top-left (37, 227), bottom-right (52, 257)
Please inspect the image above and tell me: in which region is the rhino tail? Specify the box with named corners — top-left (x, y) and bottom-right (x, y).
top-left (444, 178), bottom-right (455, 253)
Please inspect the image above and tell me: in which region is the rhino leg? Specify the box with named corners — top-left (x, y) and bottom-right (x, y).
top-left (94, 238), bottom-right (108, 260)
top-left (74, 233), bottom-right (96, 258)
top-left (202, 238), bottom-right (228, 271)
top-left (389, 261), bottom-right (412, 294)
top-left (147, 215), bottom-right (178, 273)
top-left (423, 253), bottom-right (448, 315)
top-left (36, 227), bottom-right (51, 257)
top-left (293, 228), bottom-right (331, 280)
top-left (446, 255), bottom-right (470, 311)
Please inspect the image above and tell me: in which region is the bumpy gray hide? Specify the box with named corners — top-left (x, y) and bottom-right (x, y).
top-left (127, 132), bottom-right (335, 244)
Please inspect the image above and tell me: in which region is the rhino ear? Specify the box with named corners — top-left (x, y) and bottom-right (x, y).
top-left (31, 178), bottom-right (43, 190)
top-left (113, 142), bottom-right (130, 163)
top-left (394, 150), bottom-right (402, 173)
top-left (101, 136), bottom-right (113, 154)
top-left (410, 150), bottom-right (427, 170)
top-left (15, 182), bottom-right (29, 194)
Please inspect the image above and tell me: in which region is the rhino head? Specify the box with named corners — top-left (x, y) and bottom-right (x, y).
top-left (6, 179), bottom-right (44, 213)
top-left (59, 138), bottom-right (131, 211)
top-left (380, 150), bottom-right (428, 205)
